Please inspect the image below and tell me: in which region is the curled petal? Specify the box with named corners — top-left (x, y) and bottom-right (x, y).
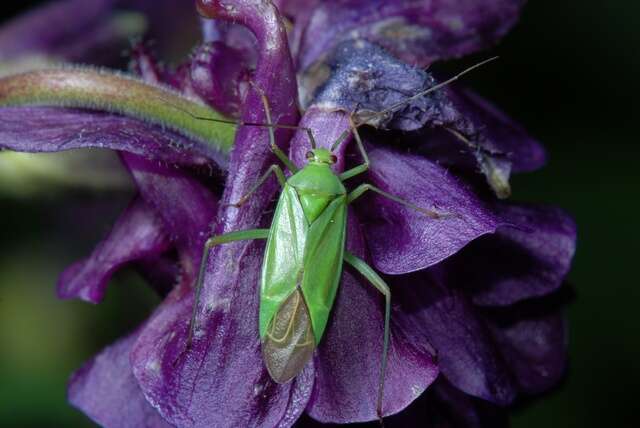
top-left (121, 153), bottom-right (219, 273)
top-left (307, 215), bottom-right (439, 423)
top-left (68, 331), bottom-right (173, 428)
top-left (58, 197), bottom-right (171, 303)
top-left (196, 0), bottom-right (299, 212)
top-left (441, 204), bottom-right (577, 306)
top-left (360, 146), bottom-right (504, 274)
top-left (486, 295), bottom-right (569, 394)
top-left (0, 107), bottom-right (223, 166)
top-left (393, 273), bottom-right (517, 405)
top-left (432, 379), bottom-right (509, 428)
top-left (292, 0), bottom-right (526, 71)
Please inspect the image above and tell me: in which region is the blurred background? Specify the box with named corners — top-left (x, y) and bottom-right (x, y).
top-left (0, 1), bottom-right (638, 427)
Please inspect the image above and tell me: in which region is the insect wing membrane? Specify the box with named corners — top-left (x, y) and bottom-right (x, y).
top-left (262, 288), bottom-right (315, 383)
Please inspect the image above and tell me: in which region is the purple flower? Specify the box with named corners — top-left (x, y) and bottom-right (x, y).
top-left (0, 1), bottom-right (575, 427)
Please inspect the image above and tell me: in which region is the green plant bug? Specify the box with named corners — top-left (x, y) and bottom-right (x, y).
top-left (176, 57), bottom-right (498, 422)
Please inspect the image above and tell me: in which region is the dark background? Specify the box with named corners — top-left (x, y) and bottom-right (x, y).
top-left (0, 1), bottom-right (638, 427)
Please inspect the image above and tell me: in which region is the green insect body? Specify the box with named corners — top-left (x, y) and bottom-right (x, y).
top-left (190, 130), bottom-right (432, 418)
top-left (259, 150), bottom-right (347, 382)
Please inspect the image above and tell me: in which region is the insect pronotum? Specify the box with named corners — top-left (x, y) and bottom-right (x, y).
top-left (176, 57), bottom-right (498, 422)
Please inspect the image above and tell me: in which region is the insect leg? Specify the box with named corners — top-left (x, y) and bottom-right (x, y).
top-left (228, 164), bottom-right (286, 208)
top-left (253, 83), bottom-right (322, 174)
top-left (339, 117), bottom-right (371, 181)
top-left (251, 84), bottom-right (298, 173)
top-left (177, 228), bottom-right (270, 364)
top-left (343, 251), bottom-right (391, 424)
top-left (347, 183), bottom-right (453, 219)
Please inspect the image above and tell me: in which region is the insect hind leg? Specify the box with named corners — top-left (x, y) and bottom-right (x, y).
top-left (347, 183), bottom-right (457, 219)
top-left (173, 228), bottom-right (270, 366)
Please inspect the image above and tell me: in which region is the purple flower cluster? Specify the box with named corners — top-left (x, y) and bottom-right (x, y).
top-left (0, 1), bottom-right (575, 427)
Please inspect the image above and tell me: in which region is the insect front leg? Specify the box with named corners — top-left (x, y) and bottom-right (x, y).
top-left (343, 251), bottom-right (391, 424)
top-left (177, 228), bottom-right (270, 363)
top-left (347, 183), bottom-right (455, 219)
top-left (228, 164), bottom-right (286, 208)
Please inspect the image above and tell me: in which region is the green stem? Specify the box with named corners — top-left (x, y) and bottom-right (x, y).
top-left (0, 67), bottom-right (236, 157)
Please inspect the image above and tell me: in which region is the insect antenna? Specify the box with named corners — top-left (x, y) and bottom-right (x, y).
top-left (353, 56), bottom-right (499, 128)
top-left (329, 128), bottom-right (351, 152)
top-left (159, 95), bottom-right (318, 150)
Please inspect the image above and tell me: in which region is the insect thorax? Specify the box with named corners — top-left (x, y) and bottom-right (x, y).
top-left (288, 164), bottom-right (346, 224)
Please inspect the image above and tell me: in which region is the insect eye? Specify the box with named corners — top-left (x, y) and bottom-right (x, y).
top-left (330, 154), bottom-right (338, 163)
top-left (306, 151), bottom-right (314, 160)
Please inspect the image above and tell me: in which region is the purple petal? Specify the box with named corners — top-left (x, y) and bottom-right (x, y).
top-left (130, 38), bottom-right (252, 112)
top-left (432, 379), bottom-right (509, 428)
top-left (272, 0), bottom-right (321, 19)
top-left (487, 297), bottom-right (569, 394)
top-left (393, 272), bottom-right (517, 405)
top-left (131, 281), bottom-right (314, 428)
top-left (68, 330), bottom-right (173, 428)
top-left (0, 0), bottom-right (115, 60)
top-left (199, 19), bottom-right (259, 68)
top-left (310, 40), bottom-right (526, 197)
top-left (129, 41), bottom-right (165, 84)
top-left (0, 107), bottom-right (226, 167)
top-left (307, 216), bottom-right (439, 423)
top-left (121, 153), bottom-right (219, 271)
top-left (440, 204), bottom-right (577, 306)
top-left (135, 255), bottom-right (181, 298)
top-left (441, 88), bottom-right (546, 173)
top-left (126, 0), bottom-right (201, 58)
top-left (133, 2), bottom-right (306, 426)
top-left (292, 0), bottom-right (526, 71)
top-left (305, 39), bottom-right (426, 121)
top-left (58, 197), bottom-right (171, 303)
top-left (414, 88), bottom-right (546, 179)
top-left (360, 145), bottom-right (503, 274)
top-left (190, 41), bottom-right (252, 117)
top-left (0, 0), bottom-right (199, 64)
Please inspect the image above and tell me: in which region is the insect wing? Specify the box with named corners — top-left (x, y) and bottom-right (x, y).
top-left (301, 195), bottom-right (347, 345)
top-left (262, 288), bottom-right (315, 383)
top-left (260, 184), bottom-right (308, 339)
